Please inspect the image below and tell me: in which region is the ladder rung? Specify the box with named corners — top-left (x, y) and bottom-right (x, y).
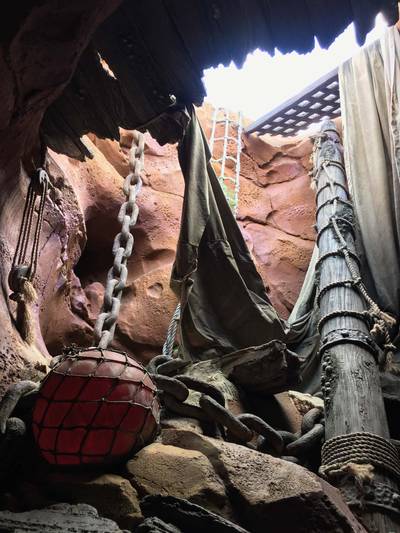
top-left (217, 175), bottom-right (236, 182)
top-left (213, 136), bottom-right (240, 143)
top-left (211, 157), bottom-right (238, 164)
top-left (215, 118), bottom-right (240, 125)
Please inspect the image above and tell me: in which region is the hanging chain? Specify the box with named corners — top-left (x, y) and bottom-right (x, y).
top-left (94, 133), bottom-right (144, 350)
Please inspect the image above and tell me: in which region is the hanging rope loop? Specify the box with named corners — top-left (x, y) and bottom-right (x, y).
top-left (94, 132), bottom-right (144, 350)
top-left (9, 155), bottom-right (49, 344)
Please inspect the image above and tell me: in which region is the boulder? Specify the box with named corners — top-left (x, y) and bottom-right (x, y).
top-left (135, 516), bottom-right (182, 532)
top-left (244, 392), bottom-right (303, 434)
top-left (221, 340), bottom-right (300, 395)
top-left (43, 473), bottom-right (142, 530)
top-left (141, 495), bottom-right (250, 533)
top-left (127, 443), bottom-right (233, 520)
top-left (0, 503), bottom-right (124, 532)
top-left (160, 429), bottom-right (366, 533)
top-left (288, 390), bottom-right (324, 416)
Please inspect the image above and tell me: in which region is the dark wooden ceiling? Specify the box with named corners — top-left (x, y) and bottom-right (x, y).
top-left (41, 0), bottom-right (398, 158)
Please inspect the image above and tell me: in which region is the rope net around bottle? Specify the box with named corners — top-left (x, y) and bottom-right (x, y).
top-left (32, 347), bottom-right (159, 465)
top-left (32, 132), bottom-right (160, 466)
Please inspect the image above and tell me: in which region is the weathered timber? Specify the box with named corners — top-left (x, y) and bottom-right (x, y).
top-left (315, 121), bottom-right (400, 532)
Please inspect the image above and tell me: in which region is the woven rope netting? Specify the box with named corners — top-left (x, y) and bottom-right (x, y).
top-left (32, 348), bottom-right (159, 465)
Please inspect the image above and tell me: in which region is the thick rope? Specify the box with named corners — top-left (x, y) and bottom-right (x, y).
top-left (10, 166), bottom-right (49, 344)
top-left (321, 432), bottom-right (400, 481)
top-left (316, 158), bottom-right (397, 371)
top-left (162, 303), bottom-right (181, 358)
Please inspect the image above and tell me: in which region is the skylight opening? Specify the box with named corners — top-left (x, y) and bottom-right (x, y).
top-left (202, 14), bottom-right (388, 124)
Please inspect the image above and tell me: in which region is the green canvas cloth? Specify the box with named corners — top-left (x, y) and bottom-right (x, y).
top-left (172, 23), bottom-right (400, 382)
top-left (171, 105), bottom-right (290, 361)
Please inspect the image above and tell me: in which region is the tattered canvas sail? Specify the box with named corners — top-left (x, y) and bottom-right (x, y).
top-left (171, 106), bottom-right (289, 361)
top-left (172, 25), bottom-right (400, 379)
top-left (340, 25), bottom-right (400, 317)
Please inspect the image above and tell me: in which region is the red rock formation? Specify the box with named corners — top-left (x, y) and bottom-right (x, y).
top-left (0, 103), bottom-right (315, 393)
top-left (197, 104), bottom-right (315, 317)
top-left (0, 0), bottom-right (123, 396)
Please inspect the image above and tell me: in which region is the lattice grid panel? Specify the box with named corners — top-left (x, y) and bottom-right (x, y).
top-left (246, 69), bottom-right (340, 137)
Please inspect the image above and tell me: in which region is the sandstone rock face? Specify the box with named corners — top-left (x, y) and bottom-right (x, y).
top-left (127, 442), bottom-right (233, 520)
top-left (43, 472), bottom-right (142, 530)
top-left (158, 429), bottom-right (366, 533)
top-left (0, 503), bottom-right (124, 532)
top-left (198, 105), bottom-right (315, 318)
top-left (47, 133), bottom-right (183, 363)
top-left (0, 104), bottom-right (315, 392)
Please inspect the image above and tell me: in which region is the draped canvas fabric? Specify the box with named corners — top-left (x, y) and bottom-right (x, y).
top-left (171, 106), bottom-right (290, 361)
top-left (287, 25), bottom-right (400, 393)
top-left (339, 26), bottom-right (400, 317)
top-left (287, 246), bottom-right (321, 393)
top-left (172, 27), bottom-right (400, 378)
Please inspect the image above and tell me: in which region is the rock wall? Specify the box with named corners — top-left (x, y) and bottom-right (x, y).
top-left (198, 106), bottom-right (315, 317)
top-left (0, 104), bottom-right (315, 393)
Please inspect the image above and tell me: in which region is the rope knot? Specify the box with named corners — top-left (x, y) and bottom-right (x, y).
top-left (8, 264), bottom-right (30, 294)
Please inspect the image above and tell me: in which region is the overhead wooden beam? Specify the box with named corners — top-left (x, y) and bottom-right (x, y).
top-left (314, 121), bottom-right (400, 532)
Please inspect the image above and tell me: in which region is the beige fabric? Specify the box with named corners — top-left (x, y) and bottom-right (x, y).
top-left (287, 27), bottom-right (400, 392)
top-left (339, 26), bottom-right (400, 315)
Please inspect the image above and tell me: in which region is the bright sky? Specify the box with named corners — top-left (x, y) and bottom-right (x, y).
top-left (202, 14), bottom-right (388, 120)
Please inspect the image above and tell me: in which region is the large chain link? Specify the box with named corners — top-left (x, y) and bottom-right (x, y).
top-left (94, 133), bottom-right (144, 349)
top-left (149, 356), bottom-right (325, 463)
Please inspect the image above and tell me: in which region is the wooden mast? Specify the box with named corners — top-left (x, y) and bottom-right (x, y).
top-left (314, 121), bottom-right (400, 531)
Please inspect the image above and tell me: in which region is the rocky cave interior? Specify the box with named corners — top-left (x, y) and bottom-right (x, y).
top-left (0, 2), bottom-right (399, 533)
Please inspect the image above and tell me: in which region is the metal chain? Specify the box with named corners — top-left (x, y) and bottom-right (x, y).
top-left (150, 357), bottom-right (324, 462)
top-left (94, 133), bottom-right (144, 350)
